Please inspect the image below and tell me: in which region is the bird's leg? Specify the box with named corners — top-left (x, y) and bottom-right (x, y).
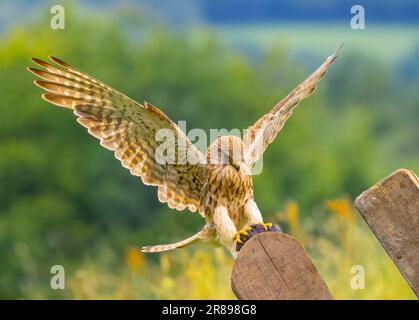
top-left (235, 199), bottom-right (281, 251)
top-left (213, 206), bottom-right (239, 258)
top-left (243, 199), bottom-right (264, 225)
top-left (234, 200), bottom-right (263, 246)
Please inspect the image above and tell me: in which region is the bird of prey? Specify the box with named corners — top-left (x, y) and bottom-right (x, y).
top-left (28, 45), bottom-right (341, 258)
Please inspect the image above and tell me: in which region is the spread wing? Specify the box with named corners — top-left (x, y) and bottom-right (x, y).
top-left (243, 45), bottom-right (342, 166)
top-left (28, 56), bottom-right (206, 215)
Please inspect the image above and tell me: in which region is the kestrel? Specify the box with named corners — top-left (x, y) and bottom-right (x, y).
top-left (28, 45), bottom-right (341, 258)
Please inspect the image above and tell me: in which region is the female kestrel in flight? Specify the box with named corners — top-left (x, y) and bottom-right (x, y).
top-left (28, 45), bottom-right (341, 258)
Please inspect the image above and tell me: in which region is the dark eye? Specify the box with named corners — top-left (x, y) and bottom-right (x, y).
top-left (233, 164), bottom-right (240, 171)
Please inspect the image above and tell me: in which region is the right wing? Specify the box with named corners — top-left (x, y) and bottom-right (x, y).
top-left (28, 56), bottom-right (206, 215)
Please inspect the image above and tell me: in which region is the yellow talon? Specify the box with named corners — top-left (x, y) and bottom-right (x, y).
top-left (255, 222), bottom-right (272, 230)
top-left (235, 228), bottom-right (250, 243)
top-left (236, 223), bottom-right (275, 244)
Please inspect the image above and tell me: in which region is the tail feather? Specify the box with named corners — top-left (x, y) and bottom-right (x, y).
top-left (141, 223), bottom-right (215, 253)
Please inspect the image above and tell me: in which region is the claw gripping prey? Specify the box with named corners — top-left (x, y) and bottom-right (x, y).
top-left (235, 223), bottom-right (282, 251)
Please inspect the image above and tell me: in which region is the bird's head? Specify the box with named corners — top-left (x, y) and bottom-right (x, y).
top-left (206, 135), bottom-right (250, 175)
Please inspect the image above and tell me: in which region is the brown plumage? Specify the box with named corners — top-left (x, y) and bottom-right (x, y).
top-left (28, 45), bottom-right (341, 258)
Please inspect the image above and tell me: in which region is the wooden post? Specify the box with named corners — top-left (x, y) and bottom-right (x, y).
top-left (355, 168), bottom-right (419, 298)
top-left (231, 232), bottom-right (333, 300)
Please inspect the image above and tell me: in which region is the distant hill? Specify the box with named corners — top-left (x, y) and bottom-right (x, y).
top-left (198, 0), bottom-right (419, 23)
top-left (1, 0), bottom-right (418, 34)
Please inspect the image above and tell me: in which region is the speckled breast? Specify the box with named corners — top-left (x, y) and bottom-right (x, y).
top-left (200, 164), bottom-right (253, 226)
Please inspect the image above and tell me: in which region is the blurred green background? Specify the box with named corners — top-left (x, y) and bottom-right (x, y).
top-left (0, 0), bottom-right (418, 299)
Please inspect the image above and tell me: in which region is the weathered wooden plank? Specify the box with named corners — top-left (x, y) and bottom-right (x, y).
top-left (355, 168), bottom-right (419, 297)
top-left (231, 232), bottom-right (333, 300)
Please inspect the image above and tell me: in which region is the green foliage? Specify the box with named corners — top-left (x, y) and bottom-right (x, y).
top-left (0, 5), bottom-right (417, 299)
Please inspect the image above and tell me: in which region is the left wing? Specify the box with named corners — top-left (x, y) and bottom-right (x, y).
top-left (243, 44), bottom-right (342, 166)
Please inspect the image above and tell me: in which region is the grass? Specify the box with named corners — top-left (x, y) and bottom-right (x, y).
top-left (37, 197), bottom-right (416, 300)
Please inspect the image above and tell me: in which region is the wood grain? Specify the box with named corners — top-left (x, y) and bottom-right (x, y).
top-left (355, 168), bottom-right (419, 297)
top-left (231, 232), bottom-right (333, 300)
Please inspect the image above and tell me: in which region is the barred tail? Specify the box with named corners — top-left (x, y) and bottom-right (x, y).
top-left (141, 223), bottom-right (216, 253)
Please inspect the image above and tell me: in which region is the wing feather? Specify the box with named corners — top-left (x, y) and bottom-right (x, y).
top-left (243, 44), bottom-right (343, 166)
top-left (28, 57), bottom-right (206, 215)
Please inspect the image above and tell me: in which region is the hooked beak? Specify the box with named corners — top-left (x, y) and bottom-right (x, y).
top-left (232, 162), bottom-right (241, 172)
